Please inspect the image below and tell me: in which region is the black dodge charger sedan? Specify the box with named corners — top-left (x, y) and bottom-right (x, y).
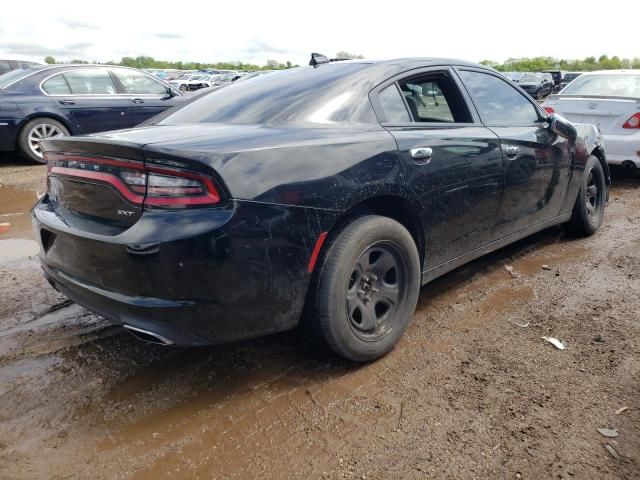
top-left (33, 57), bottom-right (609, 362)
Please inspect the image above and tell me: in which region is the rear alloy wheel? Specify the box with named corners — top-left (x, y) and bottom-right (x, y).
top-left (310, 216), bottom-right (421, 362)
top-left (18, 118), bottom-right (69, 164)
top-left (567, 155), bottom-right (606, 236)
top-left (179, 84), bottom-right (188, 92)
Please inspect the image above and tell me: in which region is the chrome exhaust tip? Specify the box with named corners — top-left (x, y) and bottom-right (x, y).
top-left (123, 325), bottom-right (175, 346)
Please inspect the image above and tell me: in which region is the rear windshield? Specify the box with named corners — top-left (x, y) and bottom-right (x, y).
top-left (159, 63), bottom-right (377, 126)
top-left (562, 74), bottom-right (640, 98)
top-left (520, 74), bottom-right (543, 82)
top-left (0, 67), bottom-right (42, 89)
top-left (563, 73), bottom-right (582, 82)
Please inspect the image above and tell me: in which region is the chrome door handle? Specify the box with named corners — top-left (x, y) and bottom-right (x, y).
top-left (504, 145), bottom-right (519, 158)
top-left (410, 147), bottom-right (433, 161)
top-left (58, 99), bottom-right (75, 105)
top-left (131, 98), bottom-right (144, 104)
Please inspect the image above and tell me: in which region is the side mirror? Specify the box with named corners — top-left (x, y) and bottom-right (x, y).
top-left (547, 113), bottom-right (577, 141)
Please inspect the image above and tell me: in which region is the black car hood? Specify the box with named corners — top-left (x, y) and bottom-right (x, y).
top-left (518, 82), bottom-right (540, 88)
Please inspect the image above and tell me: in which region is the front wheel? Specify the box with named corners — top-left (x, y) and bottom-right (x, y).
top-left (18, 118), bottom-right (69, 164)
top-left (309, 216), bottom-right (421, 362)
top-left (566, 155), bottom-right (606, 236)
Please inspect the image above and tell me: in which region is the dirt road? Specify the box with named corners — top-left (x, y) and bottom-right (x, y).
top-left (0, 156), bottom-right (638, 479)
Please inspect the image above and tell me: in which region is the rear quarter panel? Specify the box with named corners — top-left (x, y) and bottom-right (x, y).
top-left (142, 125), bottom-right (411, 212)
top-left (559, 123), bottom-right (609, 214)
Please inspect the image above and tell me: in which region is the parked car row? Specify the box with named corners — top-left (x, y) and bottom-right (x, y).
top-left (169, 73), bottom-right (215, 91)
top-left (503, 70), bottom-right (585, 99)
top-left (516, 72), bottom-right (555, 99)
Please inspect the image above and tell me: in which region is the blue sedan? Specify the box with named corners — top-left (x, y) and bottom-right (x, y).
top-left (0, 64), bottom-right (184, 162)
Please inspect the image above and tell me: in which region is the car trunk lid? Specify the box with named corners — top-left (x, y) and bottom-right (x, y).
top-left (545, 95), bottom-right (640, 135)
top-left (43, 139), bottom-right (147, 233)
top-left (40, 132), bottom-right (222, 236)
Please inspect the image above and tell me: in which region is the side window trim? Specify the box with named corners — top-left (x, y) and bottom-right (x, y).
top-left (60, 73), bottom-right (73, 94)
top-left (108, 69), bottom-right (127, 95)
top-left (453, 66), bottom-right (547, 125)
top-left (369, 66), bottom-right (481, 128)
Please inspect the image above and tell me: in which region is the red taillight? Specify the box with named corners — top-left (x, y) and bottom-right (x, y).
top-left (623, 113), bottom-right (640, 129)
top-left (44, 152), bottom-right (221, 208)
top-left (544, 106), bottom-right (555, 114)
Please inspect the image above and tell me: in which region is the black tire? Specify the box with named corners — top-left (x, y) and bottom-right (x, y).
top-left (567, 155), bottom-right (606, 236)
top-left (179, 84), bottom-right (188, 92)
top-left (309, 216), bottom-right (421, 362)
top-left (18, 117), bottom-right (69, 164)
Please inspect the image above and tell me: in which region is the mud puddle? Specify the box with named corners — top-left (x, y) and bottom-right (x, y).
top-left (0, 184), bottom-right (42, 240)
top-left (0, 182), bottom-right (41, 263)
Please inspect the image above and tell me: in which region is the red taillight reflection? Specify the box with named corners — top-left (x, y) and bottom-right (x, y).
top-left (44, 152), bottom-right (221, 207)
top-left (544, 106), bottom-right (555, 114)
top-left (623, 113), bottom-right (640, 129)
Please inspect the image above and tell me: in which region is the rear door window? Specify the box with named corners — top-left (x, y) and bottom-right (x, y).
top-left (63, 69), bottom-right (117, 95)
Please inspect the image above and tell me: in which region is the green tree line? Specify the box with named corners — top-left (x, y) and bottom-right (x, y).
top-left (44, 55), bottom-right (297, 71)
top-left (480, 55), bottom-right (640, 72)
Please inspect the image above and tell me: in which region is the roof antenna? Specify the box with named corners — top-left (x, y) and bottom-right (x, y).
top-left (309, 53), bottom-right (330, 67)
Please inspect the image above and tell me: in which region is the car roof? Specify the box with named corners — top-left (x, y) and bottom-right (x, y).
top-left (305, 57), bottom-right (497, 81)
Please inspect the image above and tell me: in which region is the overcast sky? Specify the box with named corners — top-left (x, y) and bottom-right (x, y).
top-left (1, 0), bottom-right (637, 66)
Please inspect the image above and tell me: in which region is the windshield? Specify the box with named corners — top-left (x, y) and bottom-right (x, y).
top-left (159, 63), bottom-right (376, 126)
top-left (562, 74), bottom-right (640, 97)
top-left (0, 67), bottom-right (42, 89)
top-left (520, 74), bottom-right (543, 83)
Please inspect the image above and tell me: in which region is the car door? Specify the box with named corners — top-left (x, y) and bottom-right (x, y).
top-left (110, 67), bottom-right (180, 126)
top-left (371, 68), bottom-right (504, 269)
top-left (41, 68), bottom-right (131, 134)
top-left (457, 68), bottom-right (571, 239)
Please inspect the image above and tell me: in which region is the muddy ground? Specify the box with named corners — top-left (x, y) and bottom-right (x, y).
top-left (0, 154), bottom-right (638, 479)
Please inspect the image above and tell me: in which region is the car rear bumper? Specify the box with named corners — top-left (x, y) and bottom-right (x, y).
top-left (33, 197), bottom-right (337, 345)
top-left (602, 131), bottom-right (640, 167)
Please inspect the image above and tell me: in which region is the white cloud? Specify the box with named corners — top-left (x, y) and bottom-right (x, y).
top-left (0, 0), bottom-right (637, 65)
